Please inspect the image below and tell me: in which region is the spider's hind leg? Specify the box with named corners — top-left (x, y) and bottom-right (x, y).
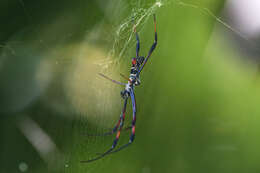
top-left (82, 96), bottom-right (130, 137)
top-left (81, 98), bottom-right (129, 163)
top-left (106, 89), bottom-right (137, 155)
top-left (83, 125), bottom-right (132, 137)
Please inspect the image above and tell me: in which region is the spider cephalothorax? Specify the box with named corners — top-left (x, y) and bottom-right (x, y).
top-left (136, 56), bottom-right (145, 66)
top-left (121, 57), bottom-right (145, 99)
top-left (81, 14), bottom-right (157, 163)
top-left (132, 56), bottom-right (144, 67)
top-left (130, 57), bottom-right (144, 86)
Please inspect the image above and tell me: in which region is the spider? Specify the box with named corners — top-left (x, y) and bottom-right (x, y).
top-left (81, 14), bottom-right (157, 163)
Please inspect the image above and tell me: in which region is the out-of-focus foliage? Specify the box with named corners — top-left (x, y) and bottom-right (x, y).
top-left (1, 0), bottom-right (260, 173)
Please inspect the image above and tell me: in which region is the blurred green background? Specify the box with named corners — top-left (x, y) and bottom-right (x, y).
top-left (1, 0), bottom-right (260, 173)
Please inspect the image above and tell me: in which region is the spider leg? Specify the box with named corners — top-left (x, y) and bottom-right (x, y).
top-left (120, 73), bottom-right (131, 82)
top-left (81, 97), bottom-right (128, 163)
top-left (80, 148), bottom-right (114, 163)
top-left (83, 126), bottom-right (132, 137)
top-left (138, 14), bottom-right (157, 74)
top-left (83, 96), bottom-right (132, 136)
top-left (82, 98), bottom-right (130, 137)
top-left (98, 73), bottom-right (126, 86)
top-left (106, 89), bottom-right (137, 155)
top-left (133, 22), bottom-right (140, 58)
top-left (85, 112), bottom-right (123, 137)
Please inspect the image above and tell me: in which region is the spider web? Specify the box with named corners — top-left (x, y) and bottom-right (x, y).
top-left (0, 0), bottom-right (254, 169)
top-left (96, 0), bottom-right (252, 72)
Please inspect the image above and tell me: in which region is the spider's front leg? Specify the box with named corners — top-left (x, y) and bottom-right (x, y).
top-left (133, 20), bottom-right (140, 58)
top-left (138, 14), bottom-right (157, 74)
